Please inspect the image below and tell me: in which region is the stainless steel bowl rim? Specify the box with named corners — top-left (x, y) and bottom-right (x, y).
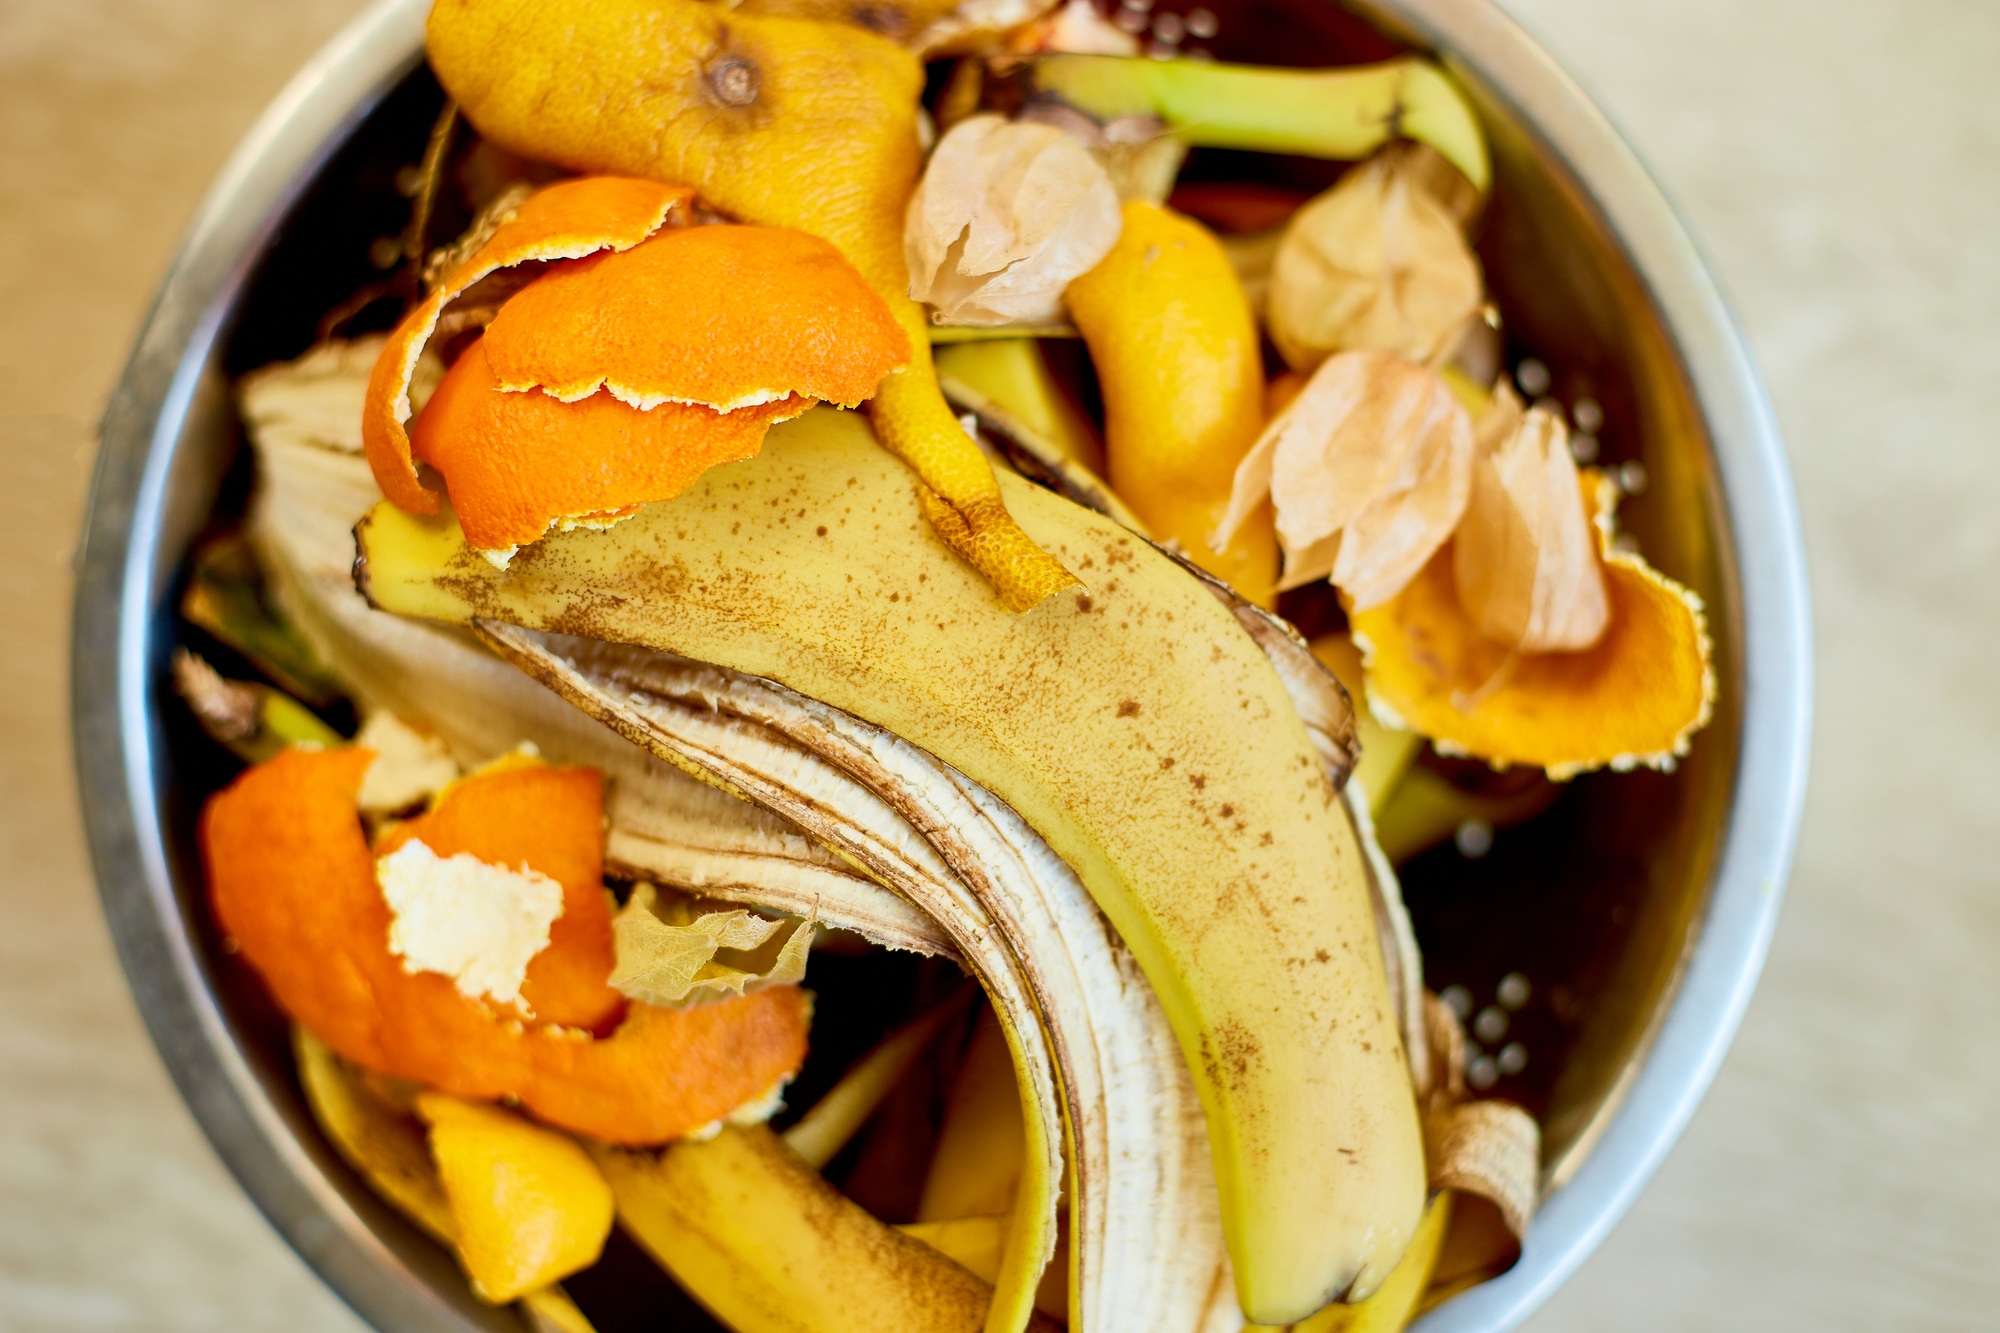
top-left (72, 1), bottom-right (1812, 1329)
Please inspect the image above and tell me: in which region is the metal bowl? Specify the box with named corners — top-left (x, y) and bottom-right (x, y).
top-left (72, 0), bottom-right (1811, 1328)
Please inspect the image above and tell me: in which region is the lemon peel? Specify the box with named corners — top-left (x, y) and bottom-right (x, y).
top-left (1353, 471), bottom-right (1716, 778)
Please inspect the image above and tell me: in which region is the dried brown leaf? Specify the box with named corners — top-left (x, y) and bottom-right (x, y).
top-left (906, 113), bottom-right (1123, 326)
top-left (1453, 386), bottom-right (1610, 652)
top-left (1214, 349), bottom-right (1473, 608)
top-left (1267, 146), bottom-right (1484, 373)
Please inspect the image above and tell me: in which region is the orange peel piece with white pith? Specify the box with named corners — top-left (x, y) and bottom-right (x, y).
top-left (481, 224), bottom-right (907, 412)
top-left (363, 176), bottom-right (695, 516)
top-left (1351, 472), bottom-right (1715, 778)
top-left (408, 338), bottom-right (800, 554)
top-left (365, 177), bottom-right (908, 558)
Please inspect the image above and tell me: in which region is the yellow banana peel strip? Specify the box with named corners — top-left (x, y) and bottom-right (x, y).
top-left (1353, 472), bottom-right (1715, 778)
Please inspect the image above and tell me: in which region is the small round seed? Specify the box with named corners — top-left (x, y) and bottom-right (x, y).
top-left (1440, 984), bottom-right (1473, 1021)
top-left (368, 236), bottom-right (403, 270)
top-left (1152, 11), bottom-right (1185, 43)
top-left (1619, 460), bottom-right (1649, 495)
top-left (1186, 6), bottom-right (1218, 36)
top-left (1497, 1042), bottom-right (1529, 1076)
top-left (1573, 397), bottom-right (1604, 432)
top-left (1467, 1055), bottom-right (1499, 1091)
top-left (1496, 972), bottom-right (1532, 1009)
top-left (1570, 431), bottom-right (1600, 464)
top-left (1455, 818), bottom-right (1494, 859)
top-left (1515, 358), bottom-right (1551, 397)
top-left (1473, 1005), bottom-right (1508, 1043)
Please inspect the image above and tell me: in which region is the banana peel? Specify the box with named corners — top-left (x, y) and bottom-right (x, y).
top-left (239, 343), bottom-right (952, 957)
top-left (357, 406), bottom-right (1425, 1322)
top-left (596, 1125), bottom-right (1063, 1333)
top-left (463, 626), bottom-right (1226, 1331)
top-left (425, 0), bottom-right (1078, 610)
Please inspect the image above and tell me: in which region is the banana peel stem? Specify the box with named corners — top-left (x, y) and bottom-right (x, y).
top-left (1035, 55), bottom-right (1490, 194)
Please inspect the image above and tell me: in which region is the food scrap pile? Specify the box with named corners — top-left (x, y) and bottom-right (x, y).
top-left (179, 1), bottom-right (1715, 1329)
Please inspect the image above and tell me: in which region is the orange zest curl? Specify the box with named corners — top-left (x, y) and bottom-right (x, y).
top-left (203, 747), bottom-right (810, 1145)
top-left (1352, 472), bottom-right (1715, 778)
top-left (481, 224), bottom-right (908, 412)
top-left (363, 176), bottom-right (696, 515)
top-left (408, 339), bottom-right (797, 553)
top-left (364, 176), bottom-right (907, 558)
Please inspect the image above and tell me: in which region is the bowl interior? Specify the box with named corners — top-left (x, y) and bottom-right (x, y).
top-left (114, 1), bottom-right (1743, 1328)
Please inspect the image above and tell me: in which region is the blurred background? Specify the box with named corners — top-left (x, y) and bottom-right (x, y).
top-left (2, 1), bottom-right (1995, 1329)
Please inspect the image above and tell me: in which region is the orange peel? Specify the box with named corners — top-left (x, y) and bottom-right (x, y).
top-left (407, 337), bottom-right (797, 555)
top-left (480, 224), bottom-right (908, 412)
top-left (203, 746), bottom-right (811, 1144)
top-left (375, 761), bottom-right (625, 1035)
top-left (423, 0), bottom-right (1080, 609)
top-left (1352, 472), bottom-right (1714, 778)
top-left (363, 176), bottom-right (695, 516)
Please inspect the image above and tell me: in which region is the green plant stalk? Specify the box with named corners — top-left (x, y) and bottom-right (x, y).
top-left (1031, 55), bottom-right (1490, 193)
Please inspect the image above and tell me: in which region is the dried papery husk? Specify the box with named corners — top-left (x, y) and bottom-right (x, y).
top-left (1267, 143), bottom-right (1484, 374)
top-left (1411, 994), bottom-right (1539, 1293)
top-left (1214, 349), bottom-right (1474, 608)
top-left (239, 345), bottom-right (949, 956)
top-left (476, 623), bottom-right (1233, 1333)
top-left (1352, 472), bottom-right (1716, 777)
top-left (906, 113), bottom-right (1124, 326)
top-left (1037, 0), bottom-right (1140, 56)
top-left (1453, 386), bottom-right (1609, 652)
top-left (608, 884), bottom-right (815, 1007)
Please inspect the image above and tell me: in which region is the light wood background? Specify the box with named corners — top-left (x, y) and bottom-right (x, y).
top-left (3, 1), bottom-right (1995, 1329)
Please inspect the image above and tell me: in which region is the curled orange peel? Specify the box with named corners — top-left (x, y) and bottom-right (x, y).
top-left (482, 224), bottom-right (908, 412)
top-left (203, 746), bottom-right (810, 1145)
top-left (374, 761), bottom-right (625, 1035)
top-left (363, 176), bottom-right (695, 516)
top-left (408, 338), bottom-right (797, 554)
top-left (423, 0), bottom-right (1079, 609)
top-left (1352, 472), bottom-right (1715, 778)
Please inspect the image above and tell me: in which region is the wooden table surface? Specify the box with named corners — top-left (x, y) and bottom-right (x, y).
top-left (3, 2), bottom-right (1994, 1329)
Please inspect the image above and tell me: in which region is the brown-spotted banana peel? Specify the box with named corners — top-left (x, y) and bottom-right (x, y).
top-left (357, 406), bottom-right (1427, 1322)
top-left (473, 627), bottom-right (1232, 1331)
top-left (238, 345), bottom-right (950, 956)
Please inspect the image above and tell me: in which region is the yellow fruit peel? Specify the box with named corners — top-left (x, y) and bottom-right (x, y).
top-left (293, 1025), bottom-right (457, 1244)
top-left (607, 883), bottom-right (815, 1007)
top-left (416, 1092), bottom-right (617, 1304)
top-left (1217, 348), bottom-right (1473, 608)
top-left (1354, 472), bottom-right (1715, 778)
top-left (1067, 200), bottom-right (1279, 605)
